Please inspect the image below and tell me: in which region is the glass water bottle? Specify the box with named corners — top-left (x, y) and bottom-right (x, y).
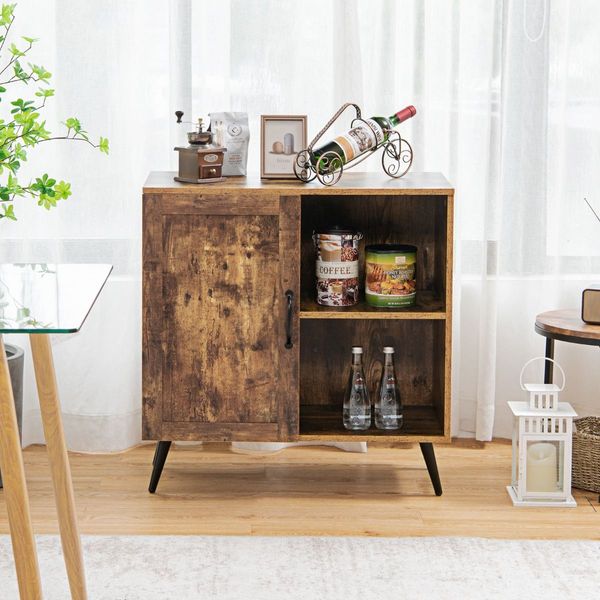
top-left (375, 347), bottom-right (403, 430)
top-left (343, 346), bottom-right (371, 430)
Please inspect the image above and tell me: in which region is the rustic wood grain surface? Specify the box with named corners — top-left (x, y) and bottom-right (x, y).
top-left (144, 171), bottom-right (454, 196)
top-left (536, 309), bottom-right (600, 341)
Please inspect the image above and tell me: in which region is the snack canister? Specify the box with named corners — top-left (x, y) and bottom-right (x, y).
top-left (365, 244), bottom-right (417, 308)
top-left (314, 226), bottom-right (362, 307)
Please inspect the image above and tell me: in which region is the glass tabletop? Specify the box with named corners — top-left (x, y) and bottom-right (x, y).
top-left (0, 264), bottom-right (112, 333)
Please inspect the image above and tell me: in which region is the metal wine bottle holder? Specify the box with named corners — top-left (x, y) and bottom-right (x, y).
top-left (294, 102), bottom-right (414, 186)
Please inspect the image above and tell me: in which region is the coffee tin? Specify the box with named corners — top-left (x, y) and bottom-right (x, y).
top-left (314, 226), bottom-right (362, 307)
top-left (365, 244), bottom-right (417, 308)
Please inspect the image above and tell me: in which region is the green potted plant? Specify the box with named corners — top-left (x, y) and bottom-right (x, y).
top-left (0, 2), bottom-right (108, 486)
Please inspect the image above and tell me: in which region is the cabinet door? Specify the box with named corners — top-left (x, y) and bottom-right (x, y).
top-left (143, 193), bottom-right (299, 441)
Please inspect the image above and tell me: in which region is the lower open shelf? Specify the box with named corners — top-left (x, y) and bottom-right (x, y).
top-left (298, 405), bottom-right (445, 442)
top-left (299, 318), bottom-right (448, 442)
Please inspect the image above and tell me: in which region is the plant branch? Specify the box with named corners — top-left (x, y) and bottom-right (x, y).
top-left (0, 5), bottom-right (108, 221)
top-left (0, 69), bottom-right (41, 86)
top-left (0, 15), bottom-right (14, 54)
top-left (0, 40), bottom-right (33, 79)
top-left (584, 197), bottom-right (600, 225)
top-left (37, 135), bottom-right (101, 148)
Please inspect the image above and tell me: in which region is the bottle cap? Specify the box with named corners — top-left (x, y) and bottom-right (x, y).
top-left (395, 105), bottom-right (417, 123)
top-left (351, 346), bottom-right (363, 354)
top-left (383, 347), bottom-right (395, 354)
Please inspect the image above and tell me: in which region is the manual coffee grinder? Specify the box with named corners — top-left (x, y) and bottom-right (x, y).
top-left (173, 111), bottom-right (227, 184)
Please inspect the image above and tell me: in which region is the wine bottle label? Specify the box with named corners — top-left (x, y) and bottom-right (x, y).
top-left (364, 118), bottom-right (385, 143)
top-left (316, 260), bottom-right (358, 279)
top-left (334, 119), bottom-right (384, 162)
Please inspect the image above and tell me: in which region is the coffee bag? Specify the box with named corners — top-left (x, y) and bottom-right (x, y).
top-left (209, 112), bottom-right (250, 176)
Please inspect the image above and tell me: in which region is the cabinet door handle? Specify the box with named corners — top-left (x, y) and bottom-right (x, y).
top-left (284, 290), bottom-right (294, 349)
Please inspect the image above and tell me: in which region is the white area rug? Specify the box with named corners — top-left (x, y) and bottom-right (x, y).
top-left (1, 535), bottom-right (599, 599)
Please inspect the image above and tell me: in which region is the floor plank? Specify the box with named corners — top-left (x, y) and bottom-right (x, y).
top-left (0, 442), bottom-right (597, 539)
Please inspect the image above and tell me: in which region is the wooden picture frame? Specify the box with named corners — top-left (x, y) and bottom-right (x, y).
top-left (260, 115), bottom-right (307, 179)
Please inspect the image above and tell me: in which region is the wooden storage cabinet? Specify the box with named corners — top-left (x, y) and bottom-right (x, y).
top-left (143, 172), bottom-right (453, 492)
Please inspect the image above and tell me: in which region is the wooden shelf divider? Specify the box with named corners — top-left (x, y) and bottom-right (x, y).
top-left (300, 290), bottom-right (446, 320)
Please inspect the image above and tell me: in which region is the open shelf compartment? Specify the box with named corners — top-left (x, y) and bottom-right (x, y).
top-left (300, 194), bottom-right (449, 320)
top-left (298, 319), bottom-right (448, 441)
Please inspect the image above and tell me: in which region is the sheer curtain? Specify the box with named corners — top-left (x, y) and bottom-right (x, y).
top-left (2, 1), bottom-right (172, 450)
top-left (2, 0), bottom-right (599, 450)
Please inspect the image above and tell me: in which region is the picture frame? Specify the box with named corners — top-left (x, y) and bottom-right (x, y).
top-left (260, 115), bottom-right (307, 179)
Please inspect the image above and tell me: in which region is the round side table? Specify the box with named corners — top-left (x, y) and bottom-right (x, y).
top-left (535, 309), bottom-right (600, 383)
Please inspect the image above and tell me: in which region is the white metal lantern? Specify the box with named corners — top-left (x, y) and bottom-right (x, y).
top-left (507, 357), bottom-right (577, 507)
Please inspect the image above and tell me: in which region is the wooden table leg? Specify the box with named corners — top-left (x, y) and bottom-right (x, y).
top-left (0, 336), bottom-right (43, 599)
top-left (30, 334), bottom-right (87, 600)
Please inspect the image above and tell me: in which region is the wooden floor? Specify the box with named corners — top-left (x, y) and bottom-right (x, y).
top-left (0, 441), bottom-right (598, 539)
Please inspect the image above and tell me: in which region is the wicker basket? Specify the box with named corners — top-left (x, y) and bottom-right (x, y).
top-left (572, 416), bottom-right (600, 493)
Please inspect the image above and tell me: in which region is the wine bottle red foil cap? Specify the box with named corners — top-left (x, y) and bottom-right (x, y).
top-left (395, 105), bottom-right (417, 123)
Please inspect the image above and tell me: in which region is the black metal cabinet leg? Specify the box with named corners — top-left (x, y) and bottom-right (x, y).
top-left (544, 337), bottom-right (555, 384)
top-left (419, 442), bottom-right (442, 496)
top-left (152, 442), bottom-right (160, 466)
top-left (148, 441), bottom-right (172, 493)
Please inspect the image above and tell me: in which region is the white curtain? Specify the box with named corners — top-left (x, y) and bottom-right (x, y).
top-left (2, 0), bottom-right (600, 450)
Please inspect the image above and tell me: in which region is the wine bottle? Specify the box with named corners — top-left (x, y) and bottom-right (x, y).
top-left (311, 105), bottom-right (416, 169)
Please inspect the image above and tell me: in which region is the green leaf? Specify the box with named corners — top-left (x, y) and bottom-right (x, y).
top-left (0, 4), bottom-right (15, 27)
top-left (2, 204), bottom-right (16, 220)
top-left (35, 87), bottom-right (54, 98)
top-left (21, 35), bottom-right (37, 44)
top-left (10, 98), bottom-right (34, 113)
top-left (9, 42), bottom-right (25, 57)
top-left (39, 123), bottom-right (50, 139)
top-left (13, 144), bottom-right (26, 161)
top-left (6, 173), bottom-right (23, 197)
top-left (54, 180), bottom-right (71, 200)
top-left (29, 63), bottom-right (51, 82)
top-left (64, 117), bottom-right (81, 132)
top-left (37, 192), bottom-right (57, 210)
top-left (13, 60), bottom-right (28, 81)
top-left (99, 136), bottom-right (109, 154)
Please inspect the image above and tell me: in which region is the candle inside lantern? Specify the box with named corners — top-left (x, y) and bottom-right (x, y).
top-left (526, 442), bottom-right (558, 492)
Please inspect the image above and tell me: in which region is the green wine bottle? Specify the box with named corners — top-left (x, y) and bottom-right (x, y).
top-left (311, 105), bottom-right (416, 170)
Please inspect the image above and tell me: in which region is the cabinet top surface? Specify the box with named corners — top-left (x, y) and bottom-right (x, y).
top-left (144, 171), bottom-right (453, 195)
